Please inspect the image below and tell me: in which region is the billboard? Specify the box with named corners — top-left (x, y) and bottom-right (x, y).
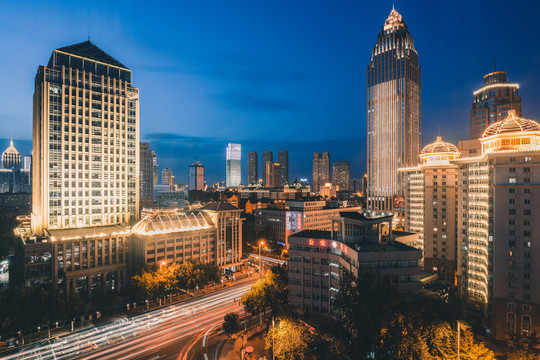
top-left (393, 195), bottom-right (405, 212)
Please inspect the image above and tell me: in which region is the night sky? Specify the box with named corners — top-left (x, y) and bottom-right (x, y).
top-left (2, 0), bottom-right (540, 185)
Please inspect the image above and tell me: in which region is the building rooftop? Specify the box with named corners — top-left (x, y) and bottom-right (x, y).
top-left (421, 136), bottom-right (459, 155)
top-left (198, 201), bottom-right (240, 211)
top-left (338, 211), bottom-right (393, 222)
top-left (46, 225), bottom-right (129, 241)
top-left (482, 110), bottom-right (540, 137)
top-left (3, 139), bottom-right (19, 155)
top-left (132, 211), bottom-right (213, 235)
top-left (52, 40), bottom-right (128, 69)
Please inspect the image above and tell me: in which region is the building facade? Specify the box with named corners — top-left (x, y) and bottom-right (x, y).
top-left (265, 162), bottom-right (280, 188)
top-left (151, 151), bottom-right (158, 185)
top-left (247, 151), bottom-right (258, 185)
top-left (400, 137), bottom-right (460, 283)
top-left (140, 142), bottom-right (153, 206)
top-left (332, 160), bottom-right (350, 191)
top-left (288, 213), bottom-right (421, 315)
top-left (32, 40), bottom-right (140, 235)
top-left (226, 143), bottom-right (241, 187)
top-left (367, 8), bottom-right (421, 212)
top-left (2, 140), bottom-right (22, 169)
top-left (188, 160), bottom-right (205, 191)
top-left (278, 150), bottom-right (289, 187)
top-left (470, 71), bottom-right (521, 140)
top-left (313, 152), bottom-right (330, 193)
top-left (262, 151), bottom-right (273, 187)
top-left (161, 168), bottom-right (173, 189)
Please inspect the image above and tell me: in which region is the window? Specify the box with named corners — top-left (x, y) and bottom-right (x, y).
top-left (509, 199), bottom-right (516, 204)
top-left (524, 199), bottom-right (531, 205)
top-left (524, 178), bottom-right (531, 183)
top-left (509, 178), bottom-right (517, 183)
top-left (509, 167), bottom-right (516, 173)
top-left (524, 167), bottom-right (531, 173)
top-left (509, 188), bottom-right (516, 194)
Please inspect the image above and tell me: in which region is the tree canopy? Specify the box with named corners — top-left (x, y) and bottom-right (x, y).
top-left (241, 264), bottom-right (288, 317)
top-left (265, 317), bottom-right (315, 360)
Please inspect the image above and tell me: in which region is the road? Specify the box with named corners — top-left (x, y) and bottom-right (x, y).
top-left (2, 280), bottom-right (255, 360)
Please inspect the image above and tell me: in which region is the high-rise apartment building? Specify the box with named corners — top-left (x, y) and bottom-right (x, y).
top-left (226, 143), bottom-right (241, 187)
top-left (247, 151), bottom-right (258, 185)
top-left (188, 160), bottom-right (205, 190)
top-left (278, 150), bottom-right (289, 186)
top-left (470, 71), bottom-right (521, 139)
top-left (262, 151), bottom-right (273, 186)
top-left (162, 168), bottom-right (173, 189)
top-left (23, 155), bottom-right (32, 172)
top-left (32, 40), bottom-right (139, 234)
top-left (400, 137), bottom-right (460, 283)
top-left (139, 142), bottom-right (153, 206)
top-left (2, 139), bottom-right (21, 169)
top-left (332, 160), bottom-right (350, 191)
top-left (367, 8), bottom-right (421, 212)
top-left (151, 151), bottom-right (158, 185)
top-left (312, 152), bottom-right (330, 193)
top-left (265, 162), bottom-right (280, 188)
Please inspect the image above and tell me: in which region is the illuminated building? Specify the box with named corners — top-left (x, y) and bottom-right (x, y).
top-left (2, 139), bottom-right (21, 169)
top-left (332, 161), bottom-right (350, 191)
top-left (23, 155), bottom-right (32, 172)
top-left (188, 161), bottom-right (205, 191)
top-left (288, 212), bottom-right (421, 315)
top-left (151, 151), bottom-right (158, 185)
top-left (247, 151), bottom-right (258, 185)
top-left (400, 137), bottom-right (460, 283)
top-left (454, 110), bottom-right (540, 339)
top-left (470, 71), bottom-right (521, 139)
top-left (313, 152), bottom-right (330, 193)
top-left (367, 8), bottom-right (421, 212)
top-left (278, 150), bottom-right (289, 186)
top-left (226, 143), bottom-right (241, 187)
top-left (265, 162), bottom-right (280, 188)
top-left (262, 151), bottom-right (273, 186)
top-left (139, 142), bottom-right (154, 206)
top-left (319, 183), bottom-right (338, 198)
top-left (254, 200), bottom-right (362, 246)
top-left (162, 168), bottom-right (173, 189)
top-left (32, 40), bottom-right (139, 234)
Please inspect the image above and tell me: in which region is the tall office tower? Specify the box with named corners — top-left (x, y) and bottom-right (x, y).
top-left (265, 162), bottom-right (280, 188)
top-left (278, 150), bottom-right (289, 186)
top-left (151, 151), bottom-right (158, 185)
top-left (139, 142), bottom-right (153, 206)
top-left (262, 151), bottom-right (273, 186)
top-left (247, 151), bottom-right (258, 185)
top-left (332, 160), bottom-right (350, 191)
top-left (226, 143), bottom-right (241, 187)
top-left (2, 140), bottom-right (21, 169)
top-left (312, 152), bottom-right (330, 193)
top-left (188, 160), bottom-right (205, 190)
top-left (367, 8), bottom-right (421, 212)
top-left (470, 71), bottom-right (521, 139)
top-left (453, 110), bottom-right (540, 340)
top-left (32, 40), bottom-right (139, 234)
top-left (23, 155), bottom-right (32, 172)
top-left (400, 137), bottom-right (460, 283)
top-left (162, 168), bottom-right (173, 189)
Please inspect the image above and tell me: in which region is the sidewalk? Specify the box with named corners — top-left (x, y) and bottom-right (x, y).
top-left (220, 325), bottom-right (271, 360)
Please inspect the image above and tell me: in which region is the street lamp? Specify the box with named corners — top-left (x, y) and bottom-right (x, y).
top-left (258, 240), bottom-right (265, 277)
top-left (160, 261), bottom-right (166, 270)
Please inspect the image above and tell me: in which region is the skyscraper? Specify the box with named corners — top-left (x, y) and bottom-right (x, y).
top-left (265, 162), bottom-right (280, 188)
top-left (140, 142), bottom-right (154, 206)
top-left (32, 40), bottom-right (139, 234)
top-left (367, 8), bottom-right (421, 212)
top-left (470, 71), bottom-right (521, 139)
top-left (23, 155), bottom-right (32, 172)
top-left (2, 139), bottom-right (21, 169)
top-left (247, 151), bottom-right (258, 185)
top-left (188, 160), bottom-right (205, 190)
top-left (262, 151), bottom-right (273, 186)
top-left (278, 150), bottom-right (289, 186)
top-left (226, 143), bottom-right (241, 187)
top-left (312, 152), bottom-right (330, 193)
top-left (151, 150), bottom-right (158, 185)
top-left (162, 168), bottom-right (173, 189)
top-left (332, 160), bottom-right (350, 191)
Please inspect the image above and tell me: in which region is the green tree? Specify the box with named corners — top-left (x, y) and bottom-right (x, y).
top-left (264, 318), bottom-right (315, 360)
top-left (222, 312), bottom-right (240, 334)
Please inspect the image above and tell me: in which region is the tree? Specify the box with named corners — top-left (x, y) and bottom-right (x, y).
top-left (265, 318), bottom-right (315, 360)
top-left (222, 312), bottom-right (240, 334)
top-left (241, 265), bottom-right (288, 318)
top-left (507, 349), bottom-right (537, 360)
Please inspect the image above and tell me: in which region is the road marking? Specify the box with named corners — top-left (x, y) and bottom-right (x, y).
top-left (202, 323), bottom-right (220, 348)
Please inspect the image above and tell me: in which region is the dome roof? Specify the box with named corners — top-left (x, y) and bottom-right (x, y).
top-left (482, 110), bottom-right (540, 137)
top-left (3, 139), bottom-right (19, 155)
top-left (190, 160), bottom-right (203, 166)
top-left (421, 137), bottom-right (458, 155)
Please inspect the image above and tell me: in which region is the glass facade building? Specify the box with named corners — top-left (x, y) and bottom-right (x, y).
top-left (226, 143), bottom-right (241, 187)
top-left (247, 151), bottom-right (258, 185)
top-left (312, 152), bottom-right (330, 193)
top-left (188, 160), bottom-right (205, 190)
top-left (278, 150), bottom-right (289, 187)
top-left (32, 40), bottom-right (140, 234)
top-left (367, 8), bottom-right (421, 212)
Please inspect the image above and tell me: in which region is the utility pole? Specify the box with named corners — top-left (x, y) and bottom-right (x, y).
top-left (457, 320), bottom-right (460, 360)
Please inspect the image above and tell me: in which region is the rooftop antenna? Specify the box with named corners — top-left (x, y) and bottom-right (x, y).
top-left (392, 2), bottom-right (395, 10)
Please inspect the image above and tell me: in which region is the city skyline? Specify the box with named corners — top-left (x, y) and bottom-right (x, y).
top-left (3, 2), bottom-right (540, 184)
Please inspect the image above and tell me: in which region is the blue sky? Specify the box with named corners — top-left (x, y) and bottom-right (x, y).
top-left (2, 0), bottom-right (540, 184)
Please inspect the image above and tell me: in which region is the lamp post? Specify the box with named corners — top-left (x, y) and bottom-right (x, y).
top-left (258, 240), bottom-right (264, 277)
top-left (160, 261), bottom-right (166, 270)
top-left (457, 320), bottom-right (461, 360)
